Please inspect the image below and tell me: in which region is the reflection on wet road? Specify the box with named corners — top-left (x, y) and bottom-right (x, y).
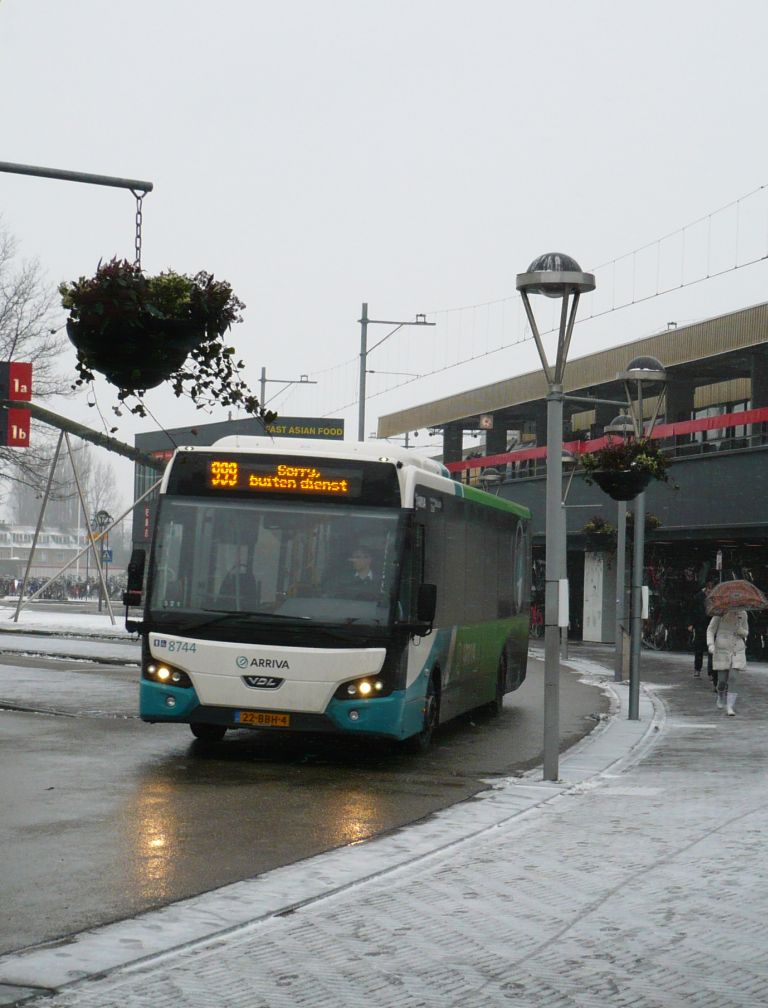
top-left (0, 650), bottom-right (607, 955)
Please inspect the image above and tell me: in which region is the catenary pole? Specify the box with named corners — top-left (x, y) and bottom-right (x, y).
top-left (357, 305), bottom-right (434, 442)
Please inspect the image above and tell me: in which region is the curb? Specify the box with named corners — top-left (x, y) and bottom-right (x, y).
top-left (0, 625), bottom-right (133, 642)
top-left (0, 648), bottom-right (137, 667)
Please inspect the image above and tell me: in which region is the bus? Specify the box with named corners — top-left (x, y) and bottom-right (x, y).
top-left (125, 437), bottom-right (531, 752)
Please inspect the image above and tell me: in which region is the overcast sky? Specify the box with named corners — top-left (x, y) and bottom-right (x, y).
top-left (2, 0), bottom-right (768, 505)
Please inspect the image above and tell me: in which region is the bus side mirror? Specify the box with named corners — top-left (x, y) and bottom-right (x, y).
top-left (416, 583), bottom-right (436, 633)
top-left (123, 549), bottom-right (146, 610)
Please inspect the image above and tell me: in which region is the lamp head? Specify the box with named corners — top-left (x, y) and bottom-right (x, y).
top-left (605, 414), bottom-right (636, 438)
top-left (618, 355), bottom-right (667, 384)
top-left (516, 252), bottom-right (596, 298)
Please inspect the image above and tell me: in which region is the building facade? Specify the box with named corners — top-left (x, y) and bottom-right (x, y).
top-left (377, 301), bottom-right (768, 657)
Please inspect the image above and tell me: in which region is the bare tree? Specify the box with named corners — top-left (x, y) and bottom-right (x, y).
top-left (78, 445), bottom-right (122, 520)
top-left (4, 440), bottom-right (125, 534)
top-left (0, 219), bottom-right (76, 502)
top-left (0, 224), bottom-right (71, 395)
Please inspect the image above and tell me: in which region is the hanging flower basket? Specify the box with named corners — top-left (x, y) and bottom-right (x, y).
top-left (66, 316), bottom-right (204, 391)
top-left (590, 469), bottom-right (653, 501)
top-left (582, 515), bottom-right (618, 549)
top-left (60, 259), bottom-right (272, 420)
top-left (581, 437), bottom-right (671, 501)
top-left (626, 511), bottom-right (662, 534)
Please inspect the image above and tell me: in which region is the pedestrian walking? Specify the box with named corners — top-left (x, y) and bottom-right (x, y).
top-left (707, 608), bottom-right (748, 716)
top-left (687, 579), bottom-right (715, 682)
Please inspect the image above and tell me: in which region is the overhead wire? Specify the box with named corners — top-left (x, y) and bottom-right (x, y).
top-left (304, 182), bottom-right (768, 420)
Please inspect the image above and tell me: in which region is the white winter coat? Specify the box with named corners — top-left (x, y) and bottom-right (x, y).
top-left (706, 610), bottom-right (749, 671)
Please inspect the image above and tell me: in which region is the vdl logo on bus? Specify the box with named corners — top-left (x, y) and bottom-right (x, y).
top-left (242, 674), bottom-right (284, 689)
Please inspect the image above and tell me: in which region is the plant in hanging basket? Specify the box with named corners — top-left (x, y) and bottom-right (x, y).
top-left (582, 514), bottom-right (618, 550)
top-left (59, 258), bottom-right (274, 420)
top-left (626, 511), bottom-right (662, 534)
top-left (580, 437), bottom-right (671, 501)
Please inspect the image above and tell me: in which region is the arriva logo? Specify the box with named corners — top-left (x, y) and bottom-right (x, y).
top-left (236, 656), bottom-right (290, 670)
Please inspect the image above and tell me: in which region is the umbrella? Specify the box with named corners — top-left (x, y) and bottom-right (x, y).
top-left (705, 579), bottom-right (768, 616)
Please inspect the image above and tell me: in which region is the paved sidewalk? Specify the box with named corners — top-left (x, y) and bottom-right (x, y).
top-left (2, 647), bottom-right (767, 1007)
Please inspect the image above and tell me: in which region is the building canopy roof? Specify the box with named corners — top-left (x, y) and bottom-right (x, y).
top-left (377, 301), bottom-right (768, 437)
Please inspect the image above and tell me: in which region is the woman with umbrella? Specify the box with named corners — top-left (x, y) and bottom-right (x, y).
top-left (706, 579), bottom-right (768, 716)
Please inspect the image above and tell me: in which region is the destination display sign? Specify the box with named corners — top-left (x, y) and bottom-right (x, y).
top-left (208, 459), bottom-right (364, 497)
top-left (166, 452), bottom-right (400, 507)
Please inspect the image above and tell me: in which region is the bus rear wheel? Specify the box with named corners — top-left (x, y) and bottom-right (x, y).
top-left (403, 671), bottom-right (440, 754)
top-left (190, 723), bottom-right (227, 742)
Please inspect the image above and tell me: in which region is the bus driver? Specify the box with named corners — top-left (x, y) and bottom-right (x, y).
top-left (349, 546), bottom-right (375, 584)
top-left (326, 545), bottom-right (378, 599)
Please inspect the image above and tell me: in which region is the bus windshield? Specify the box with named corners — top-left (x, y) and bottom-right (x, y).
top-left (147, 496), bottom-right (407, 629)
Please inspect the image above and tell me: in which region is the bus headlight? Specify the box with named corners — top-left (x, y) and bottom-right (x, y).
top-left (335, 676), bottom-right (388, 700)
top-left (143, 662), bottom-right (192, 688)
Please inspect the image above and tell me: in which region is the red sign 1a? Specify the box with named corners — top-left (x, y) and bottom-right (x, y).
top-left (0, 408), bottom-right (30, 447)
top-left (0, 361), bottom-right (32, 401)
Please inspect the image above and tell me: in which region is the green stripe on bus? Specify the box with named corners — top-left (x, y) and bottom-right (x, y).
top-left (456, 482), bottom-right (531, 518)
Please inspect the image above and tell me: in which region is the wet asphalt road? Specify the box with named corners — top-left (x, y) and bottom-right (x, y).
top-left (0, 642), bottom-right (608, 957)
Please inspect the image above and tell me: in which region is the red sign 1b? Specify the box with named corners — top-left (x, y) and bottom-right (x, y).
top-left (0, 408), bottom-right (30, 447)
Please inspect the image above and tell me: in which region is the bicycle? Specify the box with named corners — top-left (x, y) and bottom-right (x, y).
top-left (642, 615), bottom-right (668, 650)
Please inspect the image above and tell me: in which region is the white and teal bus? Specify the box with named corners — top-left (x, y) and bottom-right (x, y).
top-left (126, 437), bottom-right (531, 751)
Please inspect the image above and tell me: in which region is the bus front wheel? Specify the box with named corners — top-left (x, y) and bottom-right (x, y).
top-left (403, 671), bottom-right (440, 754)
top-left (190, 723), bottom-right (227, 742)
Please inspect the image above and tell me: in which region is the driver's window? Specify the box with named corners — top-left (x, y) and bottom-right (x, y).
top-left (154, 521), bottom-right (185, 608)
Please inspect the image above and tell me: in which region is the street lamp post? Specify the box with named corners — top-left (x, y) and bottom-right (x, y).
top-left (604, 413), bottom-right (635, 683)
top-left (104, 530), bottom-right (110, 609)
top-left (560, 448), bottom-right (578, 662)
top-left (618, 357), bottom-right (667, 720)
top-left (357, 303), bottom-right (435, 442)
top-left (517, 254), bottom-right (595, 781)
top-left (92, 509), bottom-right (112, 613)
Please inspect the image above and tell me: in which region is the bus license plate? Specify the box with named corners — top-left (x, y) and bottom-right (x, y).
top-left (237, 710), bottom-right (291, 728)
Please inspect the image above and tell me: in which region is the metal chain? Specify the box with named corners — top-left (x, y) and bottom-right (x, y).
top-left (131, 189), bottom-right (144, 268)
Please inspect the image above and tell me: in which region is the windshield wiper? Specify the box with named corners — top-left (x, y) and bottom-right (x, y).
top-left (201, 608), bottom-right (311, 622)
top-left (162, 612), bottom-right (250, 634)
top-left (146, 615), bottom-right (389, 645)
top-left (148, 610), bottom-right (305, 635)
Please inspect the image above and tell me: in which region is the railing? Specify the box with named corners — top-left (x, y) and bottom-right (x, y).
top-left (447, 406), bottom-right (768, 485)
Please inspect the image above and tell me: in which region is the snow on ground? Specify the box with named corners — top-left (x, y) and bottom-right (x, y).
top-left (0, 603), bottom-right (133, 637)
